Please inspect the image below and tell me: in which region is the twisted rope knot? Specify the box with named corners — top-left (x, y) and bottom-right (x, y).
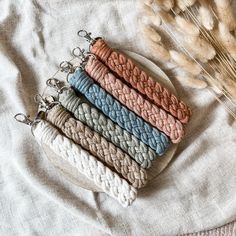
top-left (70, 69), bottom-right (93, 93)
top-left (34, 120), bottom-right (137, 207)
top-left (91, 39), bottom-right (192, 124)
top-left (69, 70), bottom-right (170, 153)
top-left (59, 89), bottom-right (158, 168)
top-left (46, 105), bottom-right (147, 188)
top-left (91, 39), bottom-right (112, 62)
top-left (60, 89), bottom-right (82, 114)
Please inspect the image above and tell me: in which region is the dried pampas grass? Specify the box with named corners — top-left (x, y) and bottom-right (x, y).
top-left (139, 0), bottom-right (236, 119)
top-left (143, 0), bottom-right (154, 6)
top-left (216, 74), bottom-right (236, 101)
top-left (157, 10), bottom-right (175, 24)
top-left (141, 3), bottom-right (162, 26)
top-left (175, 16), bottom-right (200, 35)
top-left (141, 27), bottom-right (170, 62)
top-left (169, 50), bottom-right (202, 75)
top-left (185, 36), bottom-right (216, 62)
top-left (141, 3), bottom-right (154, 16)
top-left (147, 40), bottom-right (171, 62)
top-left (204, 73), bottom-right (223, 94)
top-left (176, 0), bottom-right (196, 11)
top-left (218, 22), bottom-right (236, 60)
top-left (176, 73), bottom-right (207, 89)
top-left (153, 0), bottom-right (174, 11)
top-left (214, 0), bottom-right (236, 31)
top-left (142, 25), bottom-right (162, 42)
top-left (199, 6), bottom-right (214, 30)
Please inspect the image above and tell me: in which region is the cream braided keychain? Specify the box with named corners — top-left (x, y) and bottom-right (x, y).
top-left (14, 114), bottom-right (137, 207)
top-left (45, 104), bottom-right (148, 188)
top-left (78, 30), bottom-right (191, 124)
top-left (46, 80), bottom-right (159, 168)
top-left (84, 55), bottom-right (185, 143)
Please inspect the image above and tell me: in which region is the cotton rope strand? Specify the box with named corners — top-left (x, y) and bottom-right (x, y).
top-left (88, 38), bottom-right (192, 124)
top-left (85, 56), bottom-right (185, 143)
top-left (59, 88), bottom-right (159, 168)
top-left (33, 120), bottom-right (137, 207)
top-left (46, 104), bottom-right (148, 188)
top-left (68, 68), bottom-right (170, 152)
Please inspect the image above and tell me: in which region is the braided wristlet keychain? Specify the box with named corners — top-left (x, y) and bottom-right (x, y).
top-left (44, 104), bottom-right (148, 188)
top-left (78, 30), bottom-right (191, 124)
top-left (81, 53), bottom-right (185, 143)
top-left (47, 79), bottom-right (159, 168)
top-left (64, 66), bottom-right (170, 152)
top-left (14, 114), bottom-right (137, 207)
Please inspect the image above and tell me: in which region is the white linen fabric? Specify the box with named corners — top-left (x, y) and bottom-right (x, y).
top-left (0, 0), bottom-right (235, 235)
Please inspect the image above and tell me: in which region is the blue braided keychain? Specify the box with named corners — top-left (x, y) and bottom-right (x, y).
top-left (68, 69), bottom-right (170, 155)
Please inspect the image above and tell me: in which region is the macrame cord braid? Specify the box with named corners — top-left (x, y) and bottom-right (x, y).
top-left (68, 69), bottom-right (170, 153)
top-left (33, 120), bottom-right (137, 207)
top-left (89, 38), bottom-right (192, 124)
top-left (59, 88), bottom-right (159, 168)
top-left (46, 104), bottom-right (148, 189)
top-left (85, 56), bottom-right (185, 143)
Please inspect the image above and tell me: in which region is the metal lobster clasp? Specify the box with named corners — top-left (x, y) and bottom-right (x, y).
top-left (14, 113), bottom-right (33, 126)
top-left (46, 78), bottom-right (68, 94)
top-left (77, 30), bottom-right (96, 45)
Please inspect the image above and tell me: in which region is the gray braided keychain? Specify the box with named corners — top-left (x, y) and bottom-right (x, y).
top-left (57, 87), bottom-right (159, 168)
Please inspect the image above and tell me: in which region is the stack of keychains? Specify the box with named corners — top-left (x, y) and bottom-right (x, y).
top-left (15, 30), bottom-right (191, 207)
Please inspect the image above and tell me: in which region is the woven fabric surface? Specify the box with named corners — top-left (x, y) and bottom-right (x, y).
top-left (181, 220), bottom-right (236, 236)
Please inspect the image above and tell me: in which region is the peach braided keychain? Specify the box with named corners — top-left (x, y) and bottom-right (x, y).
top-left (78, 30), bottom-right (191, 124)
top-left (73, 48), bottom-right (185, 143)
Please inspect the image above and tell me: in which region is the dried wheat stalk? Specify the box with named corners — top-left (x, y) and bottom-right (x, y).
top-left (140, 0), bottom-right (236, 119)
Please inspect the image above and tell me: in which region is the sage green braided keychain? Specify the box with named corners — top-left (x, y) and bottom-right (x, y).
top-left (47, 78), bottom-right (158, 168)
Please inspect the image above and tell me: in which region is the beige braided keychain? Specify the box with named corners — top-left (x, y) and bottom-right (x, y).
top-left (78, 30), bottom-right (192, 124)
top-left (44, 104), bottom-right (148, 189)
top-left (14, 114), bottom-right (137, 207)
